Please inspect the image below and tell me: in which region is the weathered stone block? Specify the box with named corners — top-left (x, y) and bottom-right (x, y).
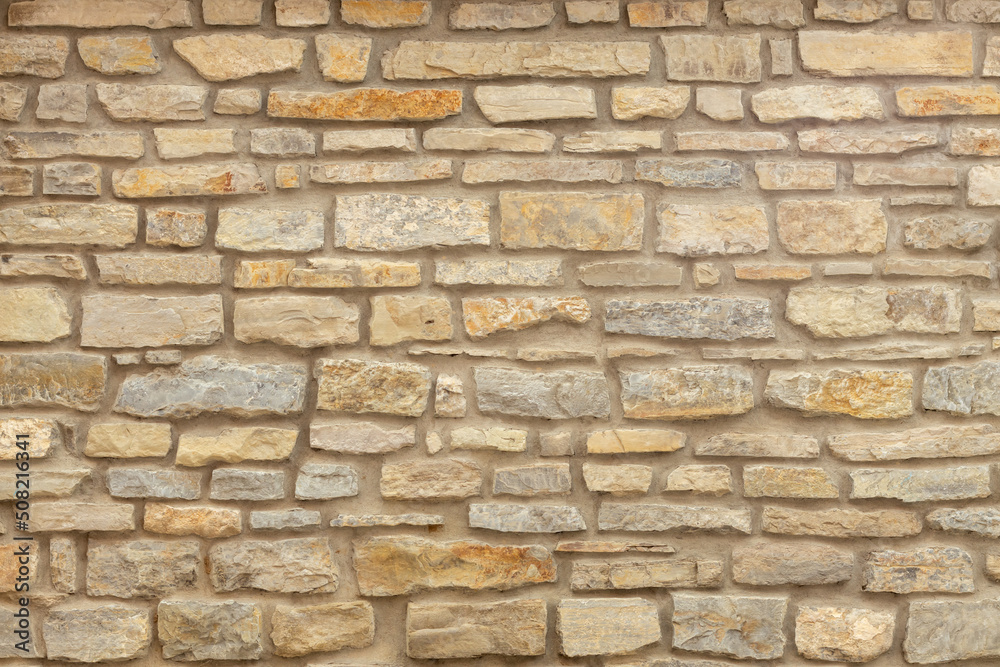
top-left (81, 294), bottom-right (222, 348)
top-left (474, 368), bottom-right (611, 419)
top-left (381, 459), bottom-right (482, 500)
top-left (733, 543), bottom-right (853, 585)
top-left (267, 88), bottom-right (461, 121)
top-left (661, 34), bottom-right (762, 82)
top-left (469, 503), bottom-right (586, 532)
top-left (107, 469), bottom-right (200, 500)
top-left (753, 85), bottom-right (884, 122)
top-left (777, 199), bottom-right (886, 254)
top-left (796, 606), bottom-right (894, 662)
top-left (637, 158), bottom-right (741, 187)
top-left (620, 366), bottom-right (754, 420)
top-left (599, 503), bottom-right (752, 533)
top-left (272, 601), bottom-right (374, 657)
top-left (904, 599), bottom-right (1000, 663)
top-left (43, 607), bottom-right (151, 663)
top-left (159, 600), bottom-right (262, 661)
top-left (86, 540), bottom-right (198, 598)
top-left (0, 353), bottom-right (106, 412)
top-left (407, 599), bottom-right (545, 659)
top-left (799, 30), bottom-right (973, 76)
top-left (863, 546), bottom-right (974, 593)
top-left (672, 595), bottom-right (787, 660)
top-left (606, 298), bottom-right (774, 340)
top-left (762, 507), bottom-right (921, 537)
top-left (209, 538), bottom-right (337, 593)
top-left (336, 194), bottom-right (489, 250)
top-left (500, 192), bottom-right (644, 250)
top-left (851, 466), bottom-right (990, 502)
top-left (144, 503), bottom-right (241, 538)
top-left (315, 34), bottom-right (370, 82)
top-left (475, 84), bottom-right (596, 122)
top-left (558, 598), bottom-right (661, 656)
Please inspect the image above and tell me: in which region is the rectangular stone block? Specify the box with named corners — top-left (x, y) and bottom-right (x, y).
top-left (777, 199), bottom-right (886, 254)
top-left (155, 128), bottom-right (234, 159)
top-left (762, 507), bottom-right (921, 537)
top-left (235, 296), bottom-right (359, 347)
top-left (571, 558), bottom-right (721, 590)
top-left (897, 85), bottom-right (1000, 116)
top-left (500, 192), bottom-right (644, 250)
top-left (97, 84), bottom-right (206, 121)
top-left (272, 601), bottom-right (373, 657)
top-left (766, 369), bottom-right (912, 419)
top-left (268, 89), bottom-right (461, 121)
top-left (799, 31), bottom-right (973, 76)
top-left (311, 159), bottom-right (451, 184)
top-left (9, 0), bottom-right (192, 27)
top-left (475, 85), bottom-right (596, 122)
top-left (864, 546), bottom-right (974, 594)
top-left (113, 164), bottom-right (266, 198)
top-left (661, 34), bottom-right (761, 82)
top-left (733, 543), bottom-right (853, 585)
top-left (335, 194), bottom-right (489, 251)
top-left (744, 465), bottom-right (838, 498)
top-left (905, 600), bottom-right (1000, 663)
top-left (587, 429), bottom-right (686, 454)
top-left (753, 85), bottom-right (884, 122)
top-left (210, 469), bottom-right (284, 501)
top-left (494, 463), bottom-right (571, 496)
top-left (0, 203), bottom-right (137, 247)
top-left (310, 422), bottom-right (415, 454)
top-left (81, 295), bottom-right (223, 348)
top-left (673, 594), bottom-right (787, 660)
top-left (620, 366), bottom-right (754, 420)
top-left (854, 164), bottom-right (958, 187)
top-left (606, 298), bottom-right (774, 341)
top-left (637, 158), bottom-right (741, 187)
top-left (756, 161), bottom-right (837, 189)
top-left (106, 469), bottom-right (200, 500)
top-left (786, 285), bottom-right (961, 337)
top-left (32, 502), bottom-right (134, 532)
top-left (86, 540), bottom-right (199, 598)
top-left (144, 503), bottom-right (241, 538)
top-left (0, 353), bottom-right (106, 412)
top-left (0, 36), bottom-right (69, 78)
top-left (474, 368), bottom-right (611, 419)
top-left (96, 255), bottom-right (221, 286)
top-left (463, 159), bottom-right (622, 184)
top-left (598, 503), bottom-right (752, 533)
top-left (407, 599), bottom-right (545, 659)
top-left (829, 424), bottom-right (1000, 460)
top-left (799, 127), bottom-right (939, 153)
top-left (315, 359), bottom-right (432, 416)
top-left (209, 538), bottom-right (337, 594)
top-left (436, 259), bottom-right (562, 286)
top-left (557, 598), bottom-right (661, 657)
top-left (43, 607), bottom-right (151, 663)
top-left (158, 600), bottom-right (262, 661)
top-left (850, 466), bottom-right (990, 502)
top-left (657, 203), bottom-right (768, 256)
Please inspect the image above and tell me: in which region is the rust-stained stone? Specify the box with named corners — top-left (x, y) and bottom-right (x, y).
top-left (463, 296), bottom-right (590, 338)
top-left (144, 503), bottom-right (241, 538)
top-left (78, 36), bottom-right (160, 75)
top-left (8, 0), bottom-right (193, 28)
top-left (315, 359), bottom-right (432, 416)
top-left (571, 558), bottom-right (722, 590)
top-left (380, 459), bottom-right (483, 500)
top-left (620, 366), bottom-right (754, 420)
top-left (316, 34), bottom-right (371, 82)
top-left (268, 89), bottom-right (462, 121)
top-left (407, 599), bottom-right (546, 659)
top-left (897, 85), bottom-right (1000, 116)
top-left (796, 606), bottom-right (894, 663)
top-left (233, 259), bottom-right (296, 288)
top-left (762, 507), bottom-right (922, 537)
top-left (353, 536), bottom-right (557, 596)
top-left (112, 164), bottom-right (266, 198)
top-left (628, 1), bottom-right (709, 26)
top-left (173, 35), bottom-right (305, 82)
top-left (341, 0), bottom-right (431, 27)
top-left (0, 544), bottom-right (39, 591)
top-left (0, 353), bottom-right (106, 412)
top-left (766, 369), bottom-right (913, 419)
top-left (500, 191), bottom-right (644, 250)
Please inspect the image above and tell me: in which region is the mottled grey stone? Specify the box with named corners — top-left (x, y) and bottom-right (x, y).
top-left (250, 508), bottom-right (321, 531)
top-left (3, 130), bottom-right (144, 160)
top-left (474, 368), bottom-right (611, 419)
top-left (114, 356), bottom-right (307, 418)
top-left (469, 503), bottom-right (585, 533)
top-left (733, 543), bottom-right (853, 585)
top-left (36, 84), bottom-right (87, 122)
top-left (851, 466), bottom-right (990, 502)
top-left (309, 422), bottom-right (415, 454)
top-left (636, 159), bottom-right (741, 187)
top-left (107, 469), bottom-right (201, 499)
top-left (493, 463), bottom-right (572, 496)
top-left (208, 538), bottom-right (338, 593)
top-left (96, 84), bottom-right (206, 122)
top-left (250, 128), bottom-right (315, 157)
top-left (864, 546), bottom-right (974, 594)
top-left (42, 162), bottom-right (100, 196)
top-left (924, 362), bottom-right (1000, 415)
top-left (86, 540), bottom-right (199, 598)
top-left (335, 194), bottom-right (490, 251)
top-left (158, 600), bottom-right (262, 661)
top-left (557, 598), bottom-right (660, 657)
top-left (43, 607), bottom-right (151, 662)
top-left (672, 594), bottom-right (786, 660)
top-left (904, 216), bottom-right (992, 250)
top-left (927, 507), bottom-right (1000, 538)
top-left (407, 599), bottom-right (546, 660)
top-left (216, 208), bottom-right (323, 252)
top-left (606, 298), bottom-right (774, 340)
top-left (619, 366), bottom-right (754, 420)
top-left (331, 513), bottom-right (444, 527)
top-left (697, 433), bottom-right (819, 458)
top-left (571, 558), bottom-right (722, 590)
top-left (598, 503), bottom-right (752, 534)
top-left (210, 469), bottom-right (285, 501)
top-left (905, 599), bottom-right (1000, 663)
top-left (295, 463), bottom-right (358, 500)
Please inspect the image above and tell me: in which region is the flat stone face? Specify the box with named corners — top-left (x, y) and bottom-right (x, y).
top-left (144, 503), bottom-right (241, 538)
top-left (325, 128), bottom-right (415, 153)
top-left (0, 353), bottom-right (106, 412)
top-left (312, 158), bottom-right (451, 184)
top-left (619, 366), bottom-right (754, 420)
top-left (86, 540), bottom-right (198, 598)
top-left (0, 203), bottom-right (137, 247)
top-left (0, 287), bottom-right (70, 343)
top-left (494, 463), bottom-right (572, 496)
top-left (475, 85), bottom-right (596, 122)
top-left (423, 128), bottom-right (553, 152)
top-left (777, 199), bottom-right (886, 254)
top-left (598, 503), bottom-right (752, 533)
top-left (799, 31), bottom-right (973, 76)
top-left (315, 35), bottom-right (370, 81)
top-left (474, 368), bottom-right (611, 419)
top-left (214, 88), bottom-right (261, 114)
top-left (114, 356), bottom-right (306, 418)
top-left (341, 0), bottom-right (432, 27)
top-left (567, 0), bottom-right (619, 23)
top-left (310, 422), bottom-right (414, 454)
top-left (370, 295), bottom-right (452, 345)
top-left (0, 253), bottom-right (86, 279)
top-left (854, 163), bottom-right (958, 187)
top-left (252, 508), bottom-right (321, 530)
top-left (752, 85), bottom-right (883, 122)
top-left (762, 507), bottom-right (921, 537)
top-left (0, 36), bottom-right (69, 78)
top-left (268, 88), bottom-right (462, 121)
top-left (353, 536), bottom-right (556, 596)
top-left (0, 83), bottom-right (27, 121)
top-left (969, 165), bottom-right (1000, 206)
top-left (799, 127), bottom-right (939, 153)
top-left (661, 35), bottom-right (762, 82)
top-left (159, 601), bottom-right (262, 661)
top-left (0, 164), bottom-right (32, 196)
top-left (173, 35), bottom-right (304, 81)
top-left (235, 296), bottom-right (358, 347)
top-left (629, 0), bottom-right (708, 26)
top-left (786, 286), bottom-right (961, 337)
top-left (606, 298), bottom-right (775, 340)
top-left (452, 427), bottom-right (527, 452)
top-left (657, 204), bottom-right (768, 256)
top-left (557, 598), bottom-right (661, 657)
top-left (796, 607), bottom-right (894, 663)
top-left (78, 36), bottom-right (160, 75)
top-left (33, 502), bottom-right (135, 532)
top-left (96, 255), bottom-right (220, 286)
top-left (272, 601), bottom-right (374, 657)
top-left (469, 503), bottom-right (586, 532)
top-left (928, 508), bottom-right (1000, 537)
top-left (37, 84), bottom-right (87, 123)
top-left (851, 466), bottom-right (990, 502)
top-left (9, 0), bottom-right (192, 27)
top-left (905, 216), bottom-right (992, 250)
top-left (4, 131), bottom-right (144, 160)
top-left (676, 131), bottom-right (788, 152)
top-left (85, 423), bottom-right (171, 459)
top-left (587, 429), bottom-right (686, 454)
top-left (335, 194), bottom-right (489, 251)
top-left (451, 2), bottom-right (554, 29)
top-left (816, 0), bottom-right (898, 21)
top-left (584, 463), bottom-right (652, 494)
top-left (384, 41), bottom-right (649, 79)
top-left (924, 362), bottom-right (1000, 415)
top-left (672, 595), bottom-right (786, 660)
top-left (113, 164), bottom-right (266, 198)
top-left (204, 0), bottom-right (262, 24)
top-left (500, 192), bottom-right (644, 250)
top-left (744, 465), bottom-right (838, 498)
top-left (287, 258), bottom-right (422, 288)
top-left (0, 418), bottom-right (59, 459)
top-left (315, 359), bottom-right (431, 416)
top-left (725, 0), bottom-right (804, 26)
top-left (612, 86), bottom-right (690, 120)
top-left (97, 84), bottom-right (206, 122)
top-left (755, 161), bottom-right (837, 189)
top-left (637, 158), bottom-right (740, 187)
top-left (572, 557), bottom-right (721, 590)
top-left (380, 459), bottom-right (483, 500)
top-left (665, 465), bottom-right (733, 495)
top-left (155, 129), bottom-right (234, 160)
top-left (830, 424), bottom-right (1000, 461)
top-left (766, 369), bottom-right (913, 419)
top-left (905, 599), bottom-right (1000, 663)
top-left (42, 161), bottom-right (99, 195)
top-left (564, 130), bottom-right (662, 152)
top-left (209, 538), bottom-right (337, 594)
top-left (295, 463), bottom-right (358, 500)
top-left (408, 599), bottom-right (545, 660)
top-left (106, 469), bottom-right (198, 500)
top-left (579, 261), bottom-right (681, 287)
top-left (209, 469), bottom-right (284, 501)
top-left (863, 546), bottom-right (974, 594)
top-left (81, 294), bottom-right (223, 348)
top-left (43, 607), bottom-right (152, 663)
top-left (463, 159), bottom-right (621, 184)
top-left (146, 209), bottom-right (206, 247)
top-left (176, 427), bottom-right (296, 467)
top-left (464, 296), bottom-right (589, 338)
top-left (897, 84), bottom-right (1000, 116)
top-left (733, 543), bottom-right (853, 585)
top-left (216, 208), bottom-right (322, 252)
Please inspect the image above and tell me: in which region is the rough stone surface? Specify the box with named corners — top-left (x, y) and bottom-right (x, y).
top-left (800, 30), bottom-right (973, 76)
top-left (336, 194), bottom-right (489, 250)
top-left (620, 366), bottom-right (754, 420)
top-left (310, 422), bottom-right (415, 454)
top-left (86, 540), bottom-right (198, 598)
top-left (786, 286), bottom-right (961, 337)
top-left (851, 466), bottom-right (990, 502)
top-left (209, 538), bottom-right (337, 594)
top-left (494, 463), bottom-right (572, 496)
top-left (272, 601), bottom-right (374, 657)
top-left (407, 599), bottom-right (545, 659)
top-left (657, 204), bottom-right (768, 256)
top-left (144, 503), bottom-right (241, 538)
top-left (762, 507), bottom-right (922, 537)
top-left (469, 503), bottom-right (586, 532)
top-left (661, 35), bottom-right (762, 82)
top-left (733, 543), bottom-right (853, 585)
top-left (474, 368), bottom-right (611, 419)
top-left (863, 546), bottom-right (974, 594)
top-left (557, 598), bottom-right (661, 657)
top-left (904, 600), bottom-right (1000, 663)
top-left (107, 469), bottom-right (200, 500)
top-left (501, 192), bottom-right (644, 250)
top-left (796, 606), bottom-right (894, 662)
top-left (599, 503), bottom-right (752, 533)
top-left (0, 353), bottom-right (106, 412)
top-left (97, 84), bottom-right (206, 122)
top-left (0, 204), bottom-right (137, 247)
top-left (43, 607), bottom-right (151, 663)
top-left (268, 88), bottom-right (462, 121)
top-left (752, 85), bottom-right (884, 122)
top-left (235, 296), bottom-right (358, 347)
top-left (475, 84), bottom-right (597, 122)
top-left (606, 298), bottom-right (775, 340)
top-left (777, 199), bottom-right (886, 254)
top-left (315, 359), bottom-right (431, 416)
top-left (672, 595), bottom-right (787, 660)
top-left (159, 600), bottom-right (262, 661)
top-left (766, 369), bottom-right (913, 418)
top-left (381, 459), bottom-right (482, 500)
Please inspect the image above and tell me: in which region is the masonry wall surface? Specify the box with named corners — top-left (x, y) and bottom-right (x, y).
top-left (1, 0), bottom-right (1000, 664)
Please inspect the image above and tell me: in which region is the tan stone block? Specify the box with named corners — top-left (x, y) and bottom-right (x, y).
top-left (897, 85), bottom-right (1000, 116)
top-left (81, 295), bottom-right (223, 348)
top-left (612, 85), bottom-right (690, 120)
top-left (628, 1), bottom-right (708, 26)
top-left (153, 129), bottom-right (234, 160)
top-left (476, 85), bottom-right (596, 122)
top-left (311, 159), bottom-right (451, 184)
top-left (620, 366), bottom-right (754, 420)
top-left (234, 296), bottom-right (359, 347)
top-left (463, 296), bottom-right (589, 338)
top-left (268, 89), bottom-right (461, 121)
top-left (112, 164), bottom-right (266, 198)
top-left (144, 503), bottom-right (241, 538)
top-left (744, 465), bottom-right (838, 498)
top-left (370, 295), bottom-right (452, 345)
top-left (665, 465), bottom-right (733, 495)
top-left (315, 359), bottom-right (431, 416)
top-left (500, 192), bottom-right (644, 250)
top-left (567, 0), bottom-right (619, 22)
top-left (315, 35), bottom-right (370, 82)
top-left (777, 199), bottom-right (886, 254)
top-left (756, 161), bottom-right (837, 189)
top-left (583, 463), bottom-right (652, 494)
top-left (796, 607), bottom-right (894, 662)
top-left (0, 287), bottom-right (70, 343)
top-left (32, 502), bottom-right (134, 532)
top-left (233, 259), bottom-right (296, 288)
top-left (735, 263), bottom-right (812, 281)
top-left (763, 507), bottom-right (921, 537)
top-left (753, 85), bottom-right (884, 122)
top-left (341, 0), bottom-right (431, 27)
top-left (407, 599), bottom-right (545, 659)
top-left (676, 131), bottom-right (788, 151)
top-left (725, 0), bottom-right (804, 27)
top-left (800, 30), bottom-right (973, 76)
top-left (78, 36), bottom-right (160, 75)
top-left (0, 36), bottom-right (69, 78)
top-left (9, 0), bottom-right (193, 27)
top-left (85, 423), bottom-right (171, 458)
top-left (271, 602), bottom-right (373, 657)
top-left (586, 429), bottom-right (686, 453)
top-left (450, 3), bottom-right (556, 29)
top-left (173, 35), bottom-right (305, 81)
top-left (661, 34), bottom-right (762, 82)
top-left (176, 427), bottom-right (297, 466)
top-left (96, 255), bottom-right (220, 286)
top-left (816, 0), bottom-right (898, 21)
top-left (276, 0), bottom-right (331, 26)
top-left (657, 203), bottom-right (769, 256)
top-left (969, 165), bottom-right (1000, 205)
top-left (766, 369), bottom-right (913, 419)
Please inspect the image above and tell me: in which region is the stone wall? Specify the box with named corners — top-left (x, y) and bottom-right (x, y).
top-left (1, 0), bottom-right (999, 663)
